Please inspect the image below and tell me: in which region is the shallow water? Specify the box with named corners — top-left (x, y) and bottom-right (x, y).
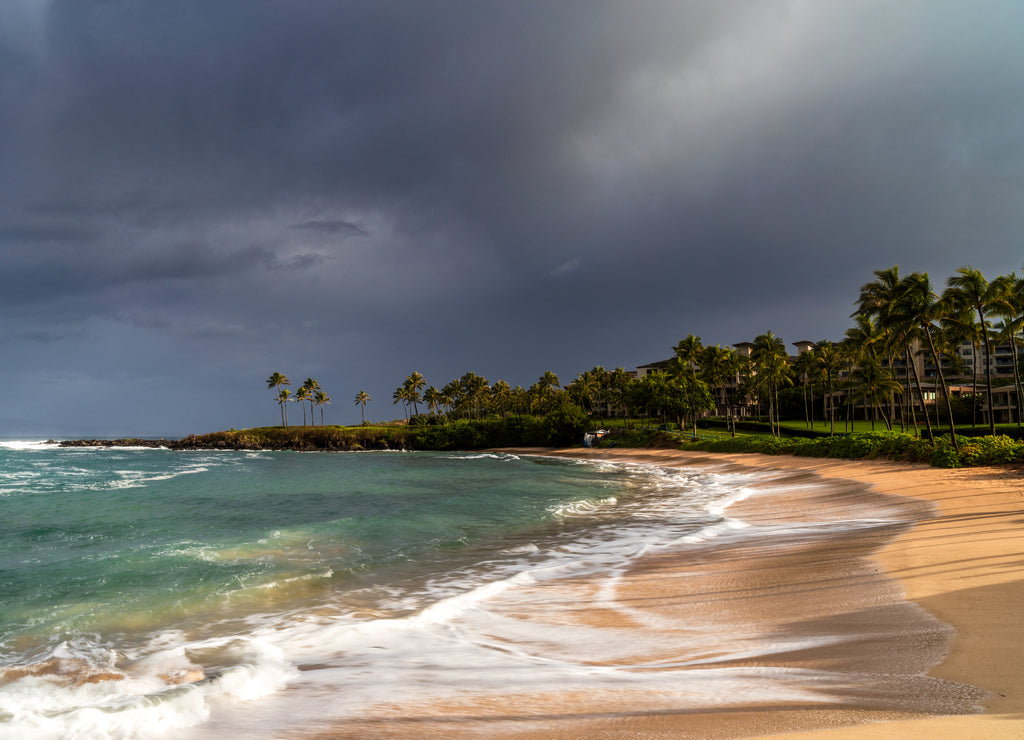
top-left (0, 443), bottom-right (982, 739)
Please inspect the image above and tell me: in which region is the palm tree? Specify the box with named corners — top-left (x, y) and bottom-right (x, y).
top-left (299, 378), bottom-right (321, 425)
top-left (670, 336), bottom-right (704, 436)
top-left (403, 372), bottom-right (427, 416)
top-left (293, 385), bottom-right (312, 426)
top-left (857, 266), bottom-right (918, 434)
top-left (993, 316), bottom-right (1023, 426)
top-left (539, 370), bottom-right (560, 391)
top-left (790, 348), bottom-right (818, 429)
top-left (815, 340), bottom-right (842, 436)
top-left (939, 302), bottom-right (982, 426)
top-left (423, 386), bottom-right (444, 417)
top-left (531, 370), bottom-right (560, 415)
top-left (896, 272), bottom-right (958, 449)
top-left (441, 379), bottom-right (462, 417)
top-left (314, 390), bottom-right (331, 426)
top-left (608, 367), bottom-right (632, 423)
top-left (457, 372), bottom-right (490, 418)
top-left (751, 331), bottom-right (790, 437)
top-left (276, 389), bottom-right (292, 427)
top-left (490, 380), bottom-right (514, 416)
top-left (673, 335), bottom-right (704, 371)
top-left (354, 390), bottom-right (371, 424)
top-left (1002, 272), bottom-right (1024, 425)
top-left (266, 371), bottom-right (291, 426)
top-left (847, 357), bottom-right (903, 430)
top-left (844, 314), bottom-right (888, 426)
top-left (393, 386), bottom-right (412, 420)
top-left (699, 345), bottom-right (733, 420)
top-left (945, 266), bottom-right (1012, 435)
top-left (569, 370), bottom-right (599, 415)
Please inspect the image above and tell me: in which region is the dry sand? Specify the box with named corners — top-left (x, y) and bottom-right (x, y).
top-left (309, 449), bottom-right (1024, 739)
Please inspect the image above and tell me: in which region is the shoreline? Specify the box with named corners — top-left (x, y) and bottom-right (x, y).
top-left (510, 448), bottom-right (1024, 739)
top-left (34, 440), bottom-right (1024, 736)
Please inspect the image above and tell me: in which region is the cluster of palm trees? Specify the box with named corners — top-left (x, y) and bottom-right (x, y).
top-left (263, 265), bottom-right (1022, 445)
top-left (639, 332), bottom-right (793, 436)
top-left (625, 265), bottom-right (1024, 447)
top-left (265, 373), bottom-right (332, 427)
top-left (392, 370), bottom-right (568, 420)
top-left (387, 364), bottom-right (714, 432)
top-left (845, 265), bottom-right (1024, 449)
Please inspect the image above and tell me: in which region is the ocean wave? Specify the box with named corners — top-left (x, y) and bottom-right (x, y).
top-left (548, 496), bottom-right (618, 518)
top-left (0, 635), bottom-right (298, 740)
top-left (441, 452), bottom-right (520, 461)
top-left (102, 465), bottom-right (210, 490)
top-left (0, 440), bottom-right (60, 451)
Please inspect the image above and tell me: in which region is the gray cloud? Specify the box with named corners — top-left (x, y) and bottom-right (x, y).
top-left (290, 220), bottom-right (367, 238)
top-left (0, 0), bottom-right (1022, 434)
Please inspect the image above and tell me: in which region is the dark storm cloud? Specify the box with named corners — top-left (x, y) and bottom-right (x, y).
top-left (290, 220), bottom-right (367, 238)
top-left (1, 0), bottom-right (1022, 433)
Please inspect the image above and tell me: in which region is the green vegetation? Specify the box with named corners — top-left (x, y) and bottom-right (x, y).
top-left (686, 431), bottom-right (1024, 469)
top-left (248, 264), bottom-right (1024, 470)
top-left (177, 410), bottom-right (589, 451)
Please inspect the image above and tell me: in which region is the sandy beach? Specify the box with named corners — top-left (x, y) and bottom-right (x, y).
top-left (520, 449), bottom-right (1024, 739)
top-left (304, 448), bottom-right (1024, 739)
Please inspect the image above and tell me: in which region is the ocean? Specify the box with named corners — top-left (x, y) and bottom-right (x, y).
top-left (0, 442), bottom-right (982, 739)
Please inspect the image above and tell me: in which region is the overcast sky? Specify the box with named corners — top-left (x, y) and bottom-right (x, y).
top-left (2, 0), bottom-right (1022, 436)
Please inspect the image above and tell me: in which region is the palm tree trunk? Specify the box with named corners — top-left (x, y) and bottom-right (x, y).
top-left (888, 351), bottom-right (903, 432)
top-left (1011, 340), bottom-right (1023, 427)
top-left (923, 326), bottom-right (958, 449)
top-left (978, 309), bottom-right (996, 435)
top-left (875, 399), bottom-right (890, 429)
top-left (828, 377), bottom-right (835, 436)
top-left (971, 338), bottom-right (979, 427)
top-left (808, 381), bottom-right (815, 429)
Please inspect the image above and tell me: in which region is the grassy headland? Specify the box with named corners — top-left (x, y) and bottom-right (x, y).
top-left (61, 413), bottom-right (1024, 469)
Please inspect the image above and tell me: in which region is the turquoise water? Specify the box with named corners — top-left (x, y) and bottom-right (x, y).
top-left (1, 448), bottom-right (608, 647)
top-left (2, 443), bottom-right (755, 738)
top-left (0, 442), bottom-right (977, 738)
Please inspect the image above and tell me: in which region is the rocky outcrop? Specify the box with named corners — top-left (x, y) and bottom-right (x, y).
top-left (57, 435), bottom-right (401, 452)
top-left (56, 439), bottom-right (173, 449)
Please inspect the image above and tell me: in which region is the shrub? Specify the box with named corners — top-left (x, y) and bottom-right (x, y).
top-left (543, 406), bottom-right (590, 447)
top-left (958, 435), bottom-right (1024, 466)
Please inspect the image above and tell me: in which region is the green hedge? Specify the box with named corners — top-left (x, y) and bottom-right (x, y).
top-left (406, 409), bottom-right (589, 450)
top-left (679, 431), bottom-right (1024, 468)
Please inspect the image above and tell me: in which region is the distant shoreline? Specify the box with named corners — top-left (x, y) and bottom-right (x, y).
top-left (55, 429), bottom-right (405, 451)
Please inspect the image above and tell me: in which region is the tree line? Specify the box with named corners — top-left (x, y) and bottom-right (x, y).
top-left (264, 264), bottom-right (1024, 450)
top-left (846, 265), bottom-right (1023, 450)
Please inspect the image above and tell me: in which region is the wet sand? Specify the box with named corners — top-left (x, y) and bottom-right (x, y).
top-left (307, 449), bottom-right (1024, 739)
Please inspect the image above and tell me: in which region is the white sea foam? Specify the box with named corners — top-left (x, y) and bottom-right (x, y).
top-left (548, 495), bottom-right (618, 518)
top-left (676, 516), bottom-right (751, 544)
top-left (443, 452), bottom-right (520, 461)
top-left (0, 633), bottom-right (300, 740)
top-left (0, 440), bottom-right (59, 451)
